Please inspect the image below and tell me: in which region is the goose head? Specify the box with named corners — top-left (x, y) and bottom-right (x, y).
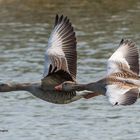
top-left (0, 83), bottom-right (10, 92)
top-left (55, 81), bottom-right (77, 92)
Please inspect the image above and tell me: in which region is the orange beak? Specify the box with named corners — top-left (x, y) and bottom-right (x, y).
top-left (55, 84), bottom-right (62, 91)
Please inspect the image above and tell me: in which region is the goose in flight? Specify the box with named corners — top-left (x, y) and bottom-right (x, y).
top-left (0, 15), bottom-right (94, 104)
top-left (55, 39), bottom-right (140, 106)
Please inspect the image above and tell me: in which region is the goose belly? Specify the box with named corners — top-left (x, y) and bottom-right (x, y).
top-left (31, 89), bottom-right (79, 104)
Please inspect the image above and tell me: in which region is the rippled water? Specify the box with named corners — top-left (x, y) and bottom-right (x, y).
top-left (0, 0), bottom-right (140, 140)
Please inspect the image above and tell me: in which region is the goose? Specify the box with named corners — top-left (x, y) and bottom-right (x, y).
top-left (55, 39), bottom-right (140, 105)
top-left (0, 15), bottom-right (94, 104)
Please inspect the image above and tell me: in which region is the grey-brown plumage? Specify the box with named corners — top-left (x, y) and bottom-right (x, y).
top-left (40, 14), bottom-right (79, 103)
top-left (44, 14), bottom-right (77, 80)
top-left (0, 15), bottom-right (89, 104)
top-left (57, 39), bottom-right (140, 106)
top-left (119, 39), bottom-right (139, 74)
top-left (116, 88), bottom-right (139, 105)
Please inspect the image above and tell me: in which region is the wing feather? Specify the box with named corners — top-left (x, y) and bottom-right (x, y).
top-left (44, 15), bottom-right (77, 80)
top-left (106, 84), bottom-right (139, 106)
top-left (118, 88), bottom-right (139, 105)
top-left (107, 39), bottom-right (139, 75)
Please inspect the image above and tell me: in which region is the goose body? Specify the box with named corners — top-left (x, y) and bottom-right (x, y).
top-left (104, 39), bottom-right (140, 105)
top-left (56, 39), bottom-right (140, 106)
top-left (0, 15), bottom-right (91, 104)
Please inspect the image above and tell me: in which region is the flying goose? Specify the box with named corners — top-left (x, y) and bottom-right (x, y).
top-left (55, 39), bottom-right (140, 105)
top-left (0, 15), bottom-right (94, 104)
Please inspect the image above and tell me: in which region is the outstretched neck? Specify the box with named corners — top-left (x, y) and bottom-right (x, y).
top-left (74, 81), bottom-right (106, 95)
top-left (0, 82), bottom-right (40, 92)
top-left (72, 84), bottom-right (87, 91)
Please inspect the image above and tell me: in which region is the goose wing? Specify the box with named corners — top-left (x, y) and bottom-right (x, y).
top-left (44, 15), bottom-right (77, 81)
top-left (106, 84), bottom-right (139, 106)
top-left (107, 39), bottom-right (139, 75)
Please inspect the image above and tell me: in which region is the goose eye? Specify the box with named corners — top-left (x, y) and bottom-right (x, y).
top-left (64, 83), bottom-right (68, 86)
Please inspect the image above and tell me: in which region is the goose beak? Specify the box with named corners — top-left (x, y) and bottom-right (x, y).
top-left (55, 84), bottom-right (62, 91)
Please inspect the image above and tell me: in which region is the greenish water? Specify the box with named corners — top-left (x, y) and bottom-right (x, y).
top-left (0, 0), bottom-right (140, 140)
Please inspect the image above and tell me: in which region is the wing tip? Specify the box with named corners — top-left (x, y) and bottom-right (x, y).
top-left (54, 14), bottom-right (70, 27)
top-left (119, 38), bottom-right (136, 48)
top-left (119, 38), bottom-right (139, 74)
top-left (120, 38), bottom-right (124, 45)
top-left (119, 88), bottom-right (139, 106)
top-left (54, 14), bottom-right (59, 27)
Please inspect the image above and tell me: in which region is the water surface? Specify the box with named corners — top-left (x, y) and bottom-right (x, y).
top-left (0, 0), bottom-right (140, 140)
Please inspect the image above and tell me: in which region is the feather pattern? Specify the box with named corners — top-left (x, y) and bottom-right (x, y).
top-left (105, 39), bottom-right (140, 105)
top-left (44, 15), bottom-right (77, 80)
top-left (40, 15), bottom-right (78, 104)
top-left (107, 39), bottom-right (139, 75)
top-left (41, 69), bottom-right (76, 103)
top-left (106, 84), bottom-right (139, 106)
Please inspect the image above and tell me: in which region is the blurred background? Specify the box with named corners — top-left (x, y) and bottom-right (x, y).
top-left (0, 0), bottom-right (140, 140)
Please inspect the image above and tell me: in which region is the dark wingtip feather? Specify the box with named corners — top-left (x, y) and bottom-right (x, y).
top-left (54, 14), bottom-right (70, 27)
top-left (54, 14), bottom-right (59, 27)
top-left (119, 88), bottom-right (139, 106)
top-left (120, 39), bottom-right (135, 47)
top-left (64, 16), bottom-right (68, 22)
top-left (120, 38), bottom-right (124, 45)
top-left (52, 66), bottom-right (57, 73)
top-left (48, 64), bottom-right (52, 75)
top-left (59, 15), bottom-right (63, 23)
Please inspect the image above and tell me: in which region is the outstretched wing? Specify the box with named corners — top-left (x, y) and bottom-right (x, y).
top-left (107, 39), bottom-right (139, 75)
top-left (44, 15), bottom-right (77, 81)
top-left (106, 84), bottom-right (139, 106)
